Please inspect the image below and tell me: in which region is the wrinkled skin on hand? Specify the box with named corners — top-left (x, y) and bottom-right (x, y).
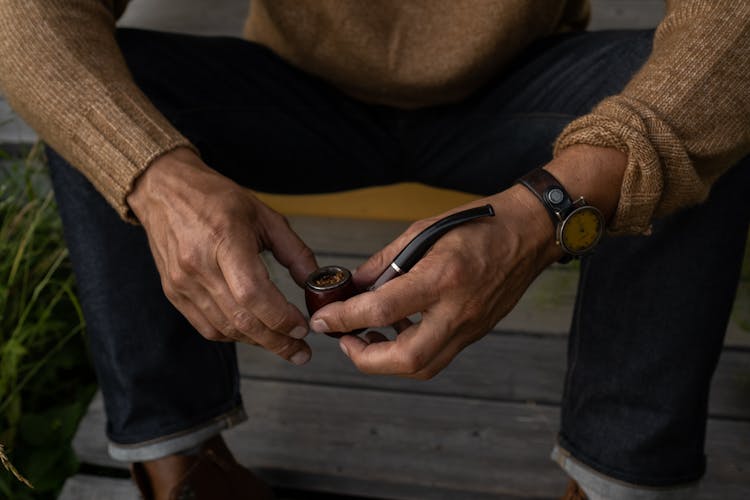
top-left (310, 145), bottom-right (626, 379)
top-left (310, 186), bottom-right (559, 379)
top-left (127, 147), bottom-right (318, 365)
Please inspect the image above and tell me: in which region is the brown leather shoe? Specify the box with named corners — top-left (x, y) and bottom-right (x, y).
top-left (561, 480), bottom-right (588, 500)
top-left (130, 435), bottom-right (274, 500)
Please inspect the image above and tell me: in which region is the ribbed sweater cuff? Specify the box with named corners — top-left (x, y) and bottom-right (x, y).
top-left (68, 86), bottom-right (197, 223)
top-left (554, 95), bottom-right (708, 235)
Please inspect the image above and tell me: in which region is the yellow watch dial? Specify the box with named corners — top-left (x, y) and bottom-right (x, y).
top-left (559, 206), bottom-right (603, 255)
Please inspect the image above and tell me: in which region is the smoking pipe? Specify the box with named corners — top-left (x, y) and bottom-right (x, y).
top-left (304, 204), bottom-right (495, 337)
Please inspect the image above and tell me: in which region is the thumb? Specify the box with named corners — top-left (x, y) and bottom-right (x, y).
top-left (260, 209), bottom-right (318, 286)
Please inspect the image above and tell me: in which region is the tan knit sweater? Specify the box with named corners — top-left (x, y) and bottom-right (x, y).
top-left (0, 1), bottom-right (748, 233)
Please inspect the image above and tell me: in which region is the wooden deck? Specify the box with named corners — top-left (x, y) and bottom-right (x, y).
top-left (60, 216), bottom-right (750, 500)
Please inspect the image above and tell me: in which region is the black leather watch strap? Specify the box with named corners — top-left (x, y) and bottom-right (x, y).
top-left (517, 168), bottom-right (574, 228)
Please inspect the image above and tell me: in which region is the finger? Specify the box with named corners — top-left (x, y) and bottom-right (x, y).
top-left (176, 282), bottom-right (238, 333)
top-left (407, 333), bottom-right (476, 381)
top-left (217, 234), bottom-right (309, 338)
top-left (225, 309), bottom-right (312, 364)
top-left (352, 221), bottom-right (429, 288)
top-left (203, 266), bottom-right (310, 342)
top-left (170, 295), bottom-right (231, 343)
top-left (259, 207), bottom-right (318, 286)
top-left (311, 271), bottom-right (434, 335)
top-left (339, 313), bottom-right (450, 375)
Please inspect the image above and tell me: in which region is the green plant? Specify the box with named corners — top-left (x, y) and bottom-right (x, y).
top-left (0, 144), bottom-right (96, 499)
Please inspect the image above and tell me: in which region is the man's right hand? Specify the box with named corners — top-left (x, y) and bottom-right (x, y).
top-left (126, 147), bottom-right (317, 365)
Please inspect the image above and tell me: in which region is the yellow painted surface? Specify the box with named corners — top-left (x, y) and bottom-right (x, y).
top-left (254, 183), bottom-right (480, 221)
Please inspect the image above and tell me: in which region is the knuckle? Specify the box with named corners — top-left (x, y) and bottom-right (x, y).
top-left (296, 244), bottom-right (315, 264)
top-left (201, 329), bottom-right (225, 342)
top-left (272, 339), bottom-right (301, 359)
top-left (261, 208), bottom-right (286, 229)
top-left (176, 247), bottom-right (201, 272)
top-left (274, 211), bottom-right (290, 227)
top-left (219, 321), bottom-right (239, 337)
top-left (234, 282), bottom-right (259, 306)
top-left (232, 309), bottom-right (256, 333)
top-left (463, 300), bottom-right (484, 321)
top-left (400, 351), bottom-right (426, 374)
top-left (407, 219), bottom-right (432, 236)
top-left (266, 310), bottom-right (291, 333)
top-left (162, 285), bottom-right (180, 303)
top-left (440, 260), bottom-right (463, 287)
top-left (368, 301), bottom-right (390, 325)
top-left (168, 267), bottom-right (189, 288)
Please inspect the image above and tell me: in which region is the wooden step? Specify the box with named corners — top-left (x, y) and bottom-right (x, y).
top-left (70, 381), bottom-right (750, 499)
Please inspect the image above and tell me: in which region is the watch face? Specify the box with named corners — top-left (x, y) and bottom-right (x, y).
top-left (558, 206), bottom-right (604, 255)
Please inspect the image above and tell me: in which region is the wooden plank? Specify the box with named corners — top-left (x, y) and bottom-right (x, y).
top-left (709, 348), bottom-right (750, 419)
top-left (118, 0), bottom-right (668, 39)
top-left (589, 0), bottom-right (665, 30)
top-left (287, 216), bottom-right (407, 257)
top-left (0, 94), bottom-right (37, 145)
top-left (239, 332), bottom-right (568, 407)
top-left (73, 382), bottom-right (750, 500)
top-left (238, 333), bottom-right (750, 420)
top-left (73, 383), bottom-right (569, 498)
top-left (59, 475), bottom-right (138, 500)
top-left (117, 0), bottom-right (247, 36)
top-left (728, 281), bottom-right (750, 346)
top-left (58, 474), bottom-right (393, 500)
top-left (703, 418), bottom-right (750, 499)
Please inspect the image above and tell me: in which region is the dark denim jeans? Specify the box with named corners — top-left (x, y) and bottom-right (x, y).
top-left (48, 27), bottom-right (749, 488)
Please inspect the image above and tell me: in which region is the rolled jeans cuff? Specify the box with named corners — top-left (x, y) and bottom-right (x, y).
top-left (551, 445), bottom-right (699, 500)
top-left (108, 405), bottom-right (247, 462)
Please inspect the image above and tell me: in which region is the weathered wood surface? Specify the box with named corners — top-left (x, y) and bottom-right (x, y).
top-left (59, 475), bottom-right (520, 500)
top-left (74, 383), bottom-right (569, 498)
top-left (117, 0), bottom-right (667, 36)
top-left (589, 0), bottom-right (665, 30)
top-left (238, 333), bottom-right (750, 420)
top-left (0, 96), bottom-right (36, 145)
top-left (59, 475), bottom-right (138, 500)
top-left (71, 380), bottom-right (750, 500)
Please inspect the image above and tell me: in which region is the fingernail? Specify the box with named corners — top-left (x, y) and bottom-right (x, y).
top-left (290, 350), bottom-right (310, 366)
top-left (339, 342), bottom-right (350, 358)
top-left (311, 318), bottom-right (329, 333)
top-left (289, 325), bottom-right (308, 339)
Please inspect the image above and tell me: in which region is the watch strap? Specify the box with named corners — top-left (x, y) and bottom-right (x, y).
top-left (517, 168), bottom-right (574, 227)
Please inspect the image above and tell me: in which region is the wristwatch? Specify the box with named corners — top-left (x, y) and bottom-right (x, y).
top-left (517, 168), bottom-right (604, 262)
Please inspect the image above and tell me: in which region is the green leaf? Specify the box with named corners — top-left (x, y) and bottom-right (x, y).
top-left (19, 402), bottom-right (83, 448)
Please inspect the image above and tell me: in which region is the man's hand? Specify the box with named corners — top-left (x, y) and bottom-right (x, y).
top-left (309, 145), bottom-right (627, 378)
top-left (127, 148), bottom-right (318, 365)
